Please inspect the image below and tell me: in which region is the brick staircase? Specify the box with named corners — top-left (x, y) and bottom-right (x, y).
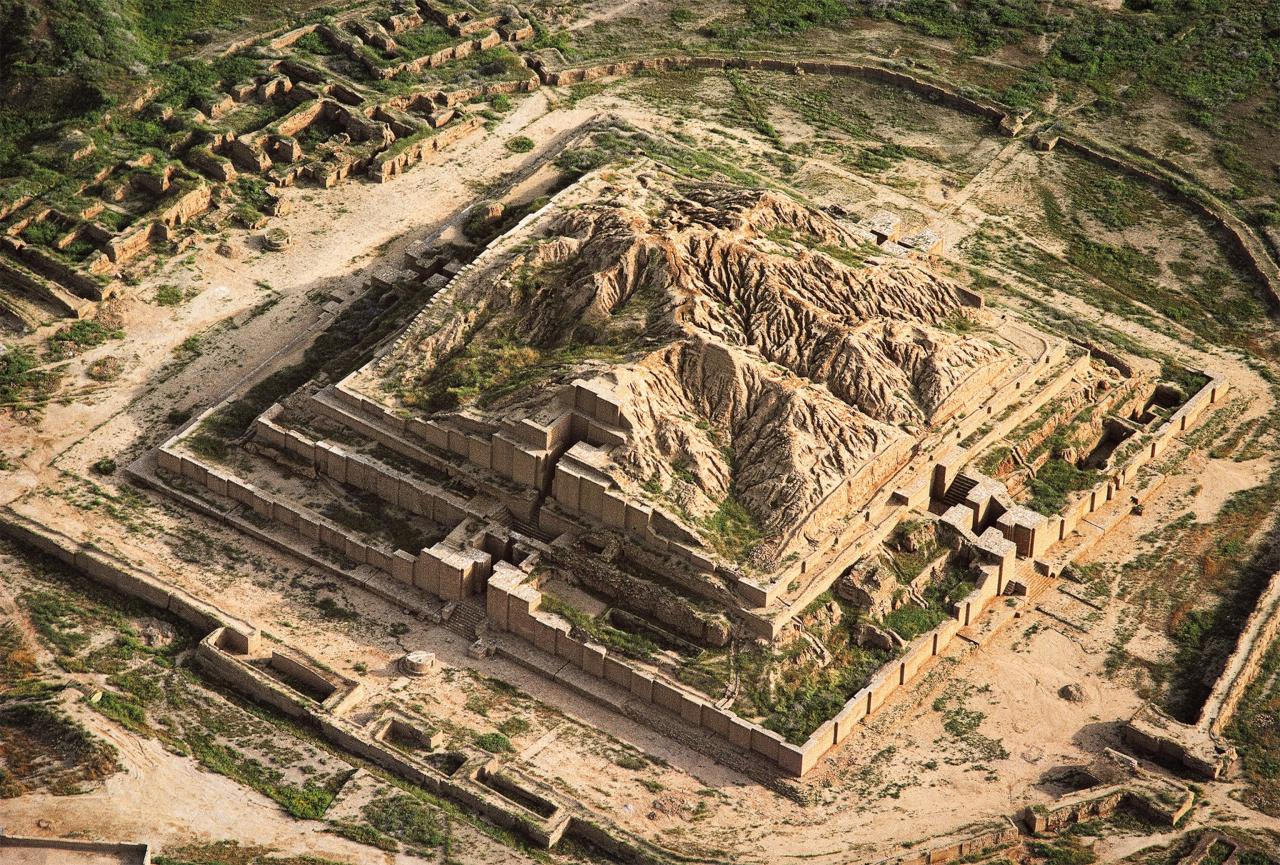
top-left (940, 474), bottom-right (979, 508)
top-left (443, 598), bottom-right (488, 640)
top-left (1007, 558), bottom-right (1055, 600)
top-left (513, 518), bottom-right (556, 544)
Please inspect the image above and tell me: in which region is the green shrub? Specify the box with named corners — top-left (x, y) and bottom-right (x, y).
top-left (498, 716), bottom-right (530, 738)
top-left (45, 320), bottom-right (124, 361)
top-left (743, 0), bottom-right (849, 33)
top-left (154, 284), bottom-right (185, 306)
top-left (91, 457), bottom-right (116, 475)
top-left (474, 731), bottom-right (513, 753)
top-left (362, 794), bottom-right (445, 848)
top-left (701, 496), bottom-right (763, 564)
top-left (882, 604), bottom-right (946, 642)
top-left (90, 691), bottom-right (147, 733)
top-left (505, 135), bottom-right (535, 152)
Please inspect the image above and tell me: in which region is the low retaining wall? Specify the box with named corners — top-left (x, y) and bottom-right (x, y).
top-left (486, 559), bottom-right (965, 777)
top-left (534, 54), bottom-right (1006, 125)
top-left (861, 819), bottom-right (1019, 865)
top-left (1203, 566), bottom-right (1280, 736)
top-left (156, 444), bottom-right (493, 601)
top-left (0, 833), bottom-right (150, 864)
top-left (0, 508), bottom-right (253, 643)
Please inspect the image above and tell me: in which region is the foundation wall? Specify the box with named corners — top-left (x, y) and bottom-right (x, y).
top-left (253, 404), bottom-right (485, 527)
top-left (1202, 565), bottom-right (1280, 735)
top-left (0, 507), bottom-right (254, 644)
top-left (862, 819), bottom-right (1019, 865)
top-left (487, 561), bottom-right (965, 777)
top-left (158, 444), bottom-right (490, 601)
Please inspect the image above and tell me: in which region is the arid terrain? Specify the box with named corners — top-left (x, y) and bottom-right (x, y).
top-left (2, 2), bottom-right (1280, 865)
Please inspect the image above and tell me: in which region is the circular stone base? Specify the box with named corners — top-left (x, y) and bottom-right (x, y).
top-left (400, 650), bottom-right (436, 676)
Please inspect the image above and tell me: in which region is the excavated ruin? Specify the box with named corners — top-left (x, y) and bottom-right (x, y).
top-left (386, 169), bottom-right (1010, 558)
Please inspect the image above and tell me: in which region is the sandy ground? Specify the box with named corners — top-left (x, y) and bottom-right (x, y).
top-left (0, 699), bottom-right (437, 865)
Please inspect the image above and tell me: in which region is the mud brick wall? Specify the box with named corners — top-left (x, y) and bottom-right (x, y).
top-left (186, 146), bottom-right (238, 183)
top-left (487, 561), bottom-right (967, 776)
top-left (537, 54), bottom-right (1006, 124)
top-left (311, 386), bottom-right (540, 523)
top-left (157, 444), bottom-right (492, 601)
top-left (0, 257), bottom-right (90, 317)
top-left (12, 240), bottom-right (109, 297)
top-left (864, 819), bottom-right (1019, 865)
top-left (0, 509), bottom-right (254, 644)
top-left (370, 115), bottom-right (486, 182)
top-left (253, 404), bottom-right (484, 528)
top-left (0, 836), bottom-right (151, 864)
top-left (1203, 566), bottom-right (1280, 735)
top-left (929, 353), bottom-right (1015, 427)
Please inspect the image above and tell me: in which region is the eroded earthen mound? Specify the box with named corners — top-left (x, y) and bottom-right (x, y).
top-left (390, 168), bottom-right (1008, 557)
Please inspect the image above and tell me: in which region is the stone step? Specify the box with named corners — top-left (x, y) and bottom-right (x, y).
top-left (940, 473), bottom-right (979, 507)
top-left (442, 598), bottom-right (487, 639)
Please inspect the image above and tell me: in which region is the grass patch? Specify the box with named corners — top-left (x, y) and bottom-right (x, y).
top-left (700, 496), bottom-right (763, 565)
top-left (363, 793), bottom-right (446, 851)
top-left (473, 732), bottom-right (513, 753)
top-left (538, 594), bottom-right (659, 661)
top-left (882, 604), bottom-right (946, 642)
top-left (1025, 458), bottom-right (1099, 516)
top-left (45, 319), bottom-right (123, 361)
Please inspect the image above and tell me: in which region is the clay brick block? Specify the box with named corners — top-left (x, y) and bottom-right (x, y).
top-left (414, 551), bottom-right (441, 596)
top-left (580, 642), bottom-right (605, 678)
top-left (555, 630), bottom-right (583, 666)
top-left (468, 437), bottom-right (492, 470)
top-left (603, 655), bottom-right (630, 688)
top-left (272, 502), bottom-right (298, 529)
top-left (579, 476), bottom-right (605, 517)
top-left (678, 695), bottom-right (703, 725)
top-left (391, 550), bottom-right (415, 584)
top-left (344, 537), bottom-right (368, 564)
top-left (651, 679), bottom-right (683, 713)
top-left (447, 428), bottom-right (469, 457)
top-left (509, 604), bottom-right (537, 642)
top-left (297, 515), bottom-right (321, 541)
top-left (205, 470), bottom-right (230, 497)
top-left (777, 742), bottom-right (806, 776)
top-left (533, 617), bottom-right (561, 656)
top-left (751, 727), bottom-right (781, 762)
top-left (700, 704), bottom-right (731, 738)
top-left (423, 421), bottom-right (449, 451)
top-left (601, 490), bottom-right (627, 529)
top-left (491, 434), bottom-right (515, 478)
top-left (629, 670), bottom-right (654, 702)
top-left (486, 584), bottom-right (510, 629)
top-left (157, 449), bottom-right (182, 474)
top-left (624, 502), bottom-right (651, 535)
top-left (511, 446), bottom-right (539, 489)
top-left (552, 466), bottom-right (581, 510)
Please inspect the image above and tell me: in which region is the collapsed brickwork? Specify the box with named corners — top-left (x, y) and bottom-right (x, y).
top-left (137, 158), bottom-right (1230, 777)
top-left (0, 0), bottom-right (535, 328)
